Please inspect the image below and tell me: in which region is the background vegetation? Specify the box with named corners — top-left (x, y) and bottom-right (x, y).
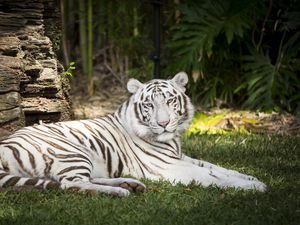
top-left (61, 0), bottom-right (300, 113)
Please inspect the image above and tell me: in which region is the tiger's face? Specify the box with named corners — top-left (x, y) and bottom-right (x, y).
top-left (126, 72), bottom-right (194, 142)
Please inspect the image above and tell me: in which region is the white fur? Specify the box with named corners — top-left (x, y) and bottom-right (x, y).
top-left (124, 73), bottom-right (194, 142)
top-left (121, 72), bottom-right (266, 191)
top-left (0, 72), bottom-right (267, 196)
top-left (171, 72), bottom-right (189, 92)
top-left (127, 78), bottom-right (143, 94)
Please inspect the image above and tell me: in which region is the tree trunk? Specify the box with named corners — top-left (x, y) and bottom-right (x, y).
top-left (0, 0), bottom-right (72, 138)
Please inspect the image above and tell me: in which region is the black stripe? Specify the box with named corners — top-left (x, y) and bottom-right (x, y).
top-left (146, 84), bottom-right (154, 92)
top-left (6, 146), bottom-right (32, 176)
top-left (96, 117), bottom-right (127, 155)
top-left (68, 128), bottom-right (85, 145)
top-left (66, 176), bottom-right (84, 181)
top-left (0, 172), bottom-right (9, 180)
top-left (57, 166), bottom-right (91, 176)
top-left (92, 120), bottom-right (118, 154)
top-left (106, 133), bottom-right (147, 177)
top-left (78, 172), bottom-right (91, 178)
top-left (2, 176), bottom-right (21, 188)
top-left (60, 159), bottom-right (90, 163)
top-left (46, 149), bottom-right (92, 166)
top-left (112, 115), bottom-right (140, 167)
top-left (105, 116), bottom-right (133, 166)
top-left (24, 178), bottom-right (40, 186)
top-left (82, 123), bottom-right (106, 158)
top-left (42, 154), bottom-right (53, 177)
top-left (133, 142), bottom-right (171, 164)
top-left (47, 125), bottom-right (66, 136)
top-left (89, 139), bottom-right (97, 152)
top-left (134, 103), bottom-right (141, 122)
top-left (28, 131), bottom-right (86, 155)
top-left (173, 139), bottom-right (181, 155)
top-left (106, 147), bottom-right (112, 177)
top-left (67, 126), bottom-right (88, 139)
top-left (7, 141), bottom-right (37, 169)
top-left (182, 94), bottom-right (189, 118)
top-left (142, 139), bottom-right (180, 159)
top-left (114, 152), bottom-right (124, 177)
top-left (159, 84), bottom-right (168, 88)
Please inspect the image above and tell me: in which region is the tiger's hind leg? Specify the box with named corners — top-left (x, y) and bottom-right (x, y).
top-left (91, 178), bottom-right (146, 193)
top-left (56, 168), bottom-right (132, 197)
top-left (0, 169), bottom-right (131, 196)
top-left (0, 169), bottom-right (60, 191)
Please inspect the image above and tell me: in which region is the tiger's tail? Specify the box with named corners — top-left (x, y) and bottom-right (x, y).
top-left (0, 169), bottom-right (60, 191)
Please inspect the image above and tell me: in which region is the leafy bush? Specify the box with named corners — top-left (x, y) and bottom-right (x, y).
top-left (167, 0), bottom-right (300, 113)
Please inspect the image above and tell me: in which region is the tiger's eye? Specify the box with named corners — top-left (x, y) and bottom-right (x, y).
top-left (167, 98), bottom-right (175, 104)
top-left (144, 103), bottom-right (153, 108)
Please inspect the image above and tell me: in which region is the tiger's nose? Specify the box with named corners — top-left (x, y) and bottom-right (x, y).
top-left (158, 120), bottom-right (170, 128)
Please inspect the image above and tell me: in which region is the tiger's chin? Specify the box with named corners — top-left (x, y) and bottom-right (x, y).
top-left (156, 132), bottom-right (175, 142)
top-left (148, 127), bottom-right (176, 142)
top-left (138, 129), bottom-right (175, 142)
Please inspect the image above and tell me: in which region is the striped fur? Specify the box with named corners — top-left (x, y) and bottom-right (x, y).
top-left (0, 72), bottom-right (266, 196)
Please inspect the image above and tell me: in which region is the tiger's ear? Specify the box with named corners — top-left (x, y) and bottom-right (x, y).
top-left (127, 78), bottom-right (143, 94)
top-left (172, 72), bottom-right (188, 92)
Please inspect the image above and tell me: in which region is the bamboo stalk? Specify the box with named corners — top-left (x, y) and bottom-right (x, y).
top-left (96, 0), bottom-right (105, 50)
top-left (79, 0), bottom-right (87, 75)
top-left (87, 0), bottom-right (93, 96)
top-left (60, 0), bottom-right (69, 66)
top-left (133, 6), bottom-right (139, 37)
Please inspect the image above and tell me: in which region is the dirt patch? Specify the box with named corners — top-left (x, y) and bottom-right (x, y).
top-left (71, 82), bottom-right (128, 119)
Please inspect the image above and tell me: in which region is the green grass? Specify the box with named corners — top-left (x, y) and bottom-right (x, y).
top-left (0, 134), bottom-right (299, 225)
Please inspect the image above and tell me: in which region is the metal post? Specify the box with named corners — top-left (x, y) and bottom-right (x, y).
top-left (151, 0), bottom-right (161, 79)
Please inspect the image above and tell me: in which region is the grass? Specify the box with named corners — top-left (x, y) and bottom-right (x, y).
top-left (0, 134), bottom-right (299, 225)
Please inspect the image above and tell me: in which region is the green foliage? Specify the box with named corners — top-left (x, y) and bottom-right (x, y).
top-left (63, 0), bottom-right (152, 93)
top-left (237, 48), bottom-right (300, 111)
top-left (63, 62), bottom-right (76, 78)
top-left (167, 0), bottom-right (300, 113)
top-left (168, 0), bottom-right (253, 71)
top-left (0, 134), bottom-right (299, 225)
top-left (62, 0), bottom-right (300, 113)
top-left (127, 57), bottom-right (153, 83)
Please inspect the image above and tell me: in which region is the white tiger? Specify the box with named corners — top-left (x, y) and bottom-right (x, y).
top-left (0, 72), bottom-right (266, 196)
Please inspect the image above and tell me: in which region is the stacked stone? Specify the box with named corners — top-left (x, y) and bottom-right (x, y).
top-left (0, 0), bottom-right (71, 135)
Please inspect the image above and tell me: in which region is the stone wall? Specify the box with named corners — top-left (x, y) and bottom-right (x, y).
top-left (0, 0), bottom-right (71, 136)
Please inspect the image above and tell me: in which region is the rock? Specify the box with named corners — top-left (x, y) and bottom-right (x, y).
top-left (0, 36), bottom-right (21, 56)
top-left (22, 97), bottom-right (70, 125)
top-left (0, 107), bottom-right (22, 124)
top-left (24, 61), bottom-right (43, 77)
top-left (0, 92), bottom-right (20, 111)
top-left (0, 128), bottom-right (12, 141)
top-left (0, 56), bottom-right (22, 70)
top-left (0, 0), bottom-right (72, 132)
top-left (0, 66), bottom-right (20, 93)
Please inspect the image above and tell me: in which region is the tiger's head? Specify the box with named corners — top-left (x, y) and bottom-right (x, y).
top-left (125, 72), bottom-right (194, 142)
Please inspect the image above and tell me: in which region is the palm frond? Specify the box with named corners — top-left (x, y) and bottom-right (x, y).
top-left (168, 0), bottom-right (254, 72)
